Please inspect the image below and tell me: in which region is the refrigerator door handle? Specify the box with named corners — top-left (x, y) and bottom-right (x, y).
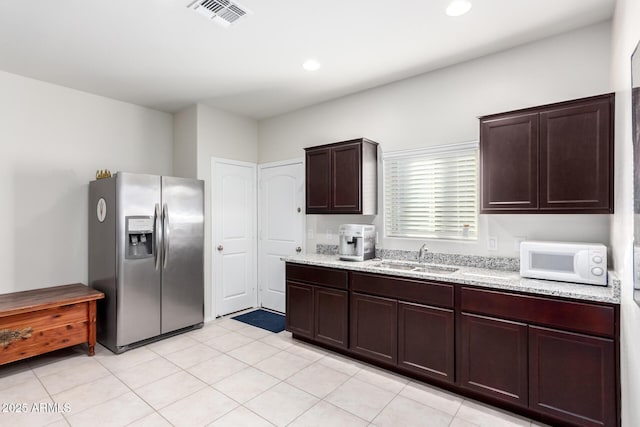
top-left (163, 203), bottom-right (170, 269)
top-left (154, 203), bottom-right (162, 270)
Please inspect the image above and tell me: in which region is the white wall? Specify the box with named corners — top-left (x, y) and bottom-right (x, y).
top-left (0, 70), bottom-right (173, 294)
top-left (259, 22), bottom-right (613, 257)
top-left (195, 104), bottom-right (258, 320)
top-left (173, 105), bottom-right (198, 179)
top-left (610, 0), bottom-right (640, 425)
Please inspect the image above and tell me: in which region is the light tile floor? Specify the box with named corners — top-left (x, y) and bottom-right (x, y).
top-left (0, 311), bottom-right (549, 427)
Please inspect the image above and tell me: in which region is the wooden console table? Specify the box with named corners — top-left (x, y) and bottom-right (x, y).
top-left (0, 283), bottom-right (104, 365)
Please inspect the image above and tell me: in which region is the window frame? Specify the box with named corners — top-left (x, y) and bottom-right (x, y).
top-left (382, 141), bottom-right (479, 241)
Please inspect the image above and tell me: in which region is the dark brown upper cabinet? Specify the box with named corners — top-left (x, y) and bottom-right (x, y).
top-left (305, 138), bottom-right (378, 214)
top-left (480, 94), bottom-right (614, 214)
top-left (481, 113), bottom-right (539, 211)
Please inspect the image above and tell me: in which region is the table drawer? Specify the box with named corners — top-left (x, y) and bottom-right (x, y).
top-left (460, 287), bottom-right (615, 337)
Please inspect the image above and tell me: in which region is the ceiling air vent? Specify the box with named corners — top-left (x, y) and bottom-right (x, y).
top-left (187, 0), bottom-right (252, 28)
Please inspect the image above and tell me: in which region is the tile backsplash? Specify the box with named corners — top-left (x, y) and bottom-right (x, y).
top-left (316, 244), bottom-right (519, 272)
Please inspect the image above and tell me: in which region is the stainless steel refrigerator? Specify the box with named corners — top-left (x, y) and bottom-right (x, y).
top-left (89, 172), bottom-right (204, 353)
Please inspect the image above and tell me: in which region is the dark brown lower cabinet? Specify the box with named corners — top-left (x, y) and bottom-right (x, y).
top-left (529, 326), bottom-right (616, 427)
top-left (398, 302), bottom-right (454, 383)
top-left (350, 292), bottom-right (397, 365)
top-left (285, 281), bottom-right (314, 338)
top-left (285, 280), bottom-right (348, 349)
top-left (460, 313), bottom-right (529, 407)
top-left (314, 287), bottom-right (348, 348)
top-left (285, 263), bottom-right (620, 426)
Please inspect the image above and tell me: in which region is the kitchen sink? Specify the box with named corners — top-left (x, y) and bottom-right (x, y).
top-left (375, 261), bottom-right (417, 271)
top-left (413, 265), bottom-right (459, 274)
top-left (373, 261), bottom-right (458, 274)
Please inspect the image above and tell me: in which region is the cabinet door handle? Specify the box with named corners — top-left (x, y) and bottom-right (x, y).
top-left (296, 246), bottom-right (302, 253)
top-left (217, 245), bottom-right (224, 251)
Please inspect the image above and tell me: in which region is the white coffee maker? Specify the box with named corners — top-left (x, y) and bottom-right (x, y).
top-left (339, 224), bottom-right (376, 261)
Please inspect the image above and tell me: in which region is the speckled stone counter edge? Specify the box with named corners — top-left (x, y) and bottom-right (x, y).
top-left (288, 252), bottom-right (621, 304)
top-left (316, 244), bottom-right (520, 272)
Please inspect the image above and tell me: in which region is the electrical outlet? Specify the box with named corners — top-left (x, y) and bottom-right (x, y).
top-left (514, 236), bottom-right (527, 252)
top-left (488, 236), bottom-right (498, 251)
top-left (326, 229), bottom-right (333, 241)
top-left (307, 229), bottom-right (314, 240)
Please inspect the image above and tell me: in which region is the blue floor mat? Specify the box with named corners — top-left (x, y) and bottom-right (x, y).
top-left (231, 309), bottom-right (286, 333)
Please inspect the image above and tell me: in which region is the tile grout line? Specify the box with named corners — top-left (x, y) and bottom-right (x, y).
top-left (208, 333), bottom-right (336, 426)
top-left (292, 346), bottom-right (466, 425)
top-left (363, 374), bottom-right (408, 425)
top-left (86, 344), bottom-right (204, 426)
top-left (236, 403), bottom-right (277, 426)
top-left (74, 353), bottom-right (161, 425)
top-left (278, 356), bottom-right (365, 426)
top-left (448, 397), bottom-right (466, 426)
top-left (282, 349), bottom-right (397, 425)
top-left (122, 362), bottom-right (210, 426)
top-left (195, 330), bottom-right (301, 423)
top-left (30, 364), bottom-right (70, 426)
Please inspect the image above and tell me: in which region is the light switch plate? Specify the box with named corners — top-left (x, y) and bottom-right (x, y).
top-left (307, 229), bottom-right (314, 240)
top-left (488, 236), bottom-right (498, 251)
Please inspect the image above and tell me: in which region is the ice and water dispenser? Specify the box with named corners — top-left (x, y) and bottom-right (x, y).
top-left (125, 216), bottom-right (154, 259)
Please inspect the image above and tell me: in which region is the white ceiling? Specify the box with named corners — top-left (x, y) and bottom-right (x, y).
top-left (0, 0), bottom-right (615, 119)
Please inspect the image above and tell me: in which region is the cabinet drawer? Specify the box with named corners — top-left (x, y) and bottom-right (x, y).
top-left (460, 287), bottom-right (615, 338)
top-left (286, 264), bottom-right (348, 290)
top-left (351, 273), bottom-right (454, 308)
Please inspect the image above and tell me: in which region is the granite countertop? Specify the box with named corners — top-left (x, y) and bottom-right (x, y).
top-left (282, 254), bottom-right (621, 304)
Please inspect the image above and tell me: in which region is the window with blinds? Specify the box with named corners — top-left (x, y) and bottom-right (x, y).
top-left (384, 142), bottom-right (478, 240)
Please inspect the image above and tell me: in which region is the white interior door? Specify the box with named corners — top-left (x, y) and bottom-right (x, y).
top-left (258, 160), bottom-right (304, 313)
top-left (213, 158), bottom-right (257, 316)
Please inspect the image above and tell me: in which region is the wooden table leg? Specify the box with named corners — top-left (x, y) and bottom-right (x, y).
top-left (88, 300), bottom-right (97, 356)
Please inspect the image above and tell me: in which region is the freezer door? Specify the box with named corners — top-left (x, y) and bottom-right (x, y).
top-left (161, 176), bottom-right (205, 333)
top-left (117, 173), bottom-right (162, 346)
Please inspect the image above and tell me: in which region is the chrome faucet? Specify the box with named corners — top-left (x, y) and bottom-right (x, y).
top-left (418, 244), bottom-right (429, 263)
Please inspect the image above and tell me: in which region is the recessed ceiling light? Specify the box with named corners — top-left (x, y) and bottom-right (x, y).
top-left (302, 60), bottom-right (321, 71)
top-left (446, 0), bottom-right (472, 17)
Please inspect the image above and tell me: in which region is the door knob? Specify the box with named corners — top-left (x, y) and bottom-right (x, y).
top-left (217, 245), bottom-right (224, 251)
top-left (296, 246), bottom-right (302, 253)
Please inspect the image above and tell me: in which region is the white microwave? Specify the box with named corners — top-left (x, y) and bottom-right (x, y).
top-left (520, 241), bottom-right (607, 286)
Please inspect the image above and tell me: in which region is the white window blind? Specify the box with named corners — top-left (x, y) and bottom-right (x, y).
top-left (384, 142), bottom-right (478, 240)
